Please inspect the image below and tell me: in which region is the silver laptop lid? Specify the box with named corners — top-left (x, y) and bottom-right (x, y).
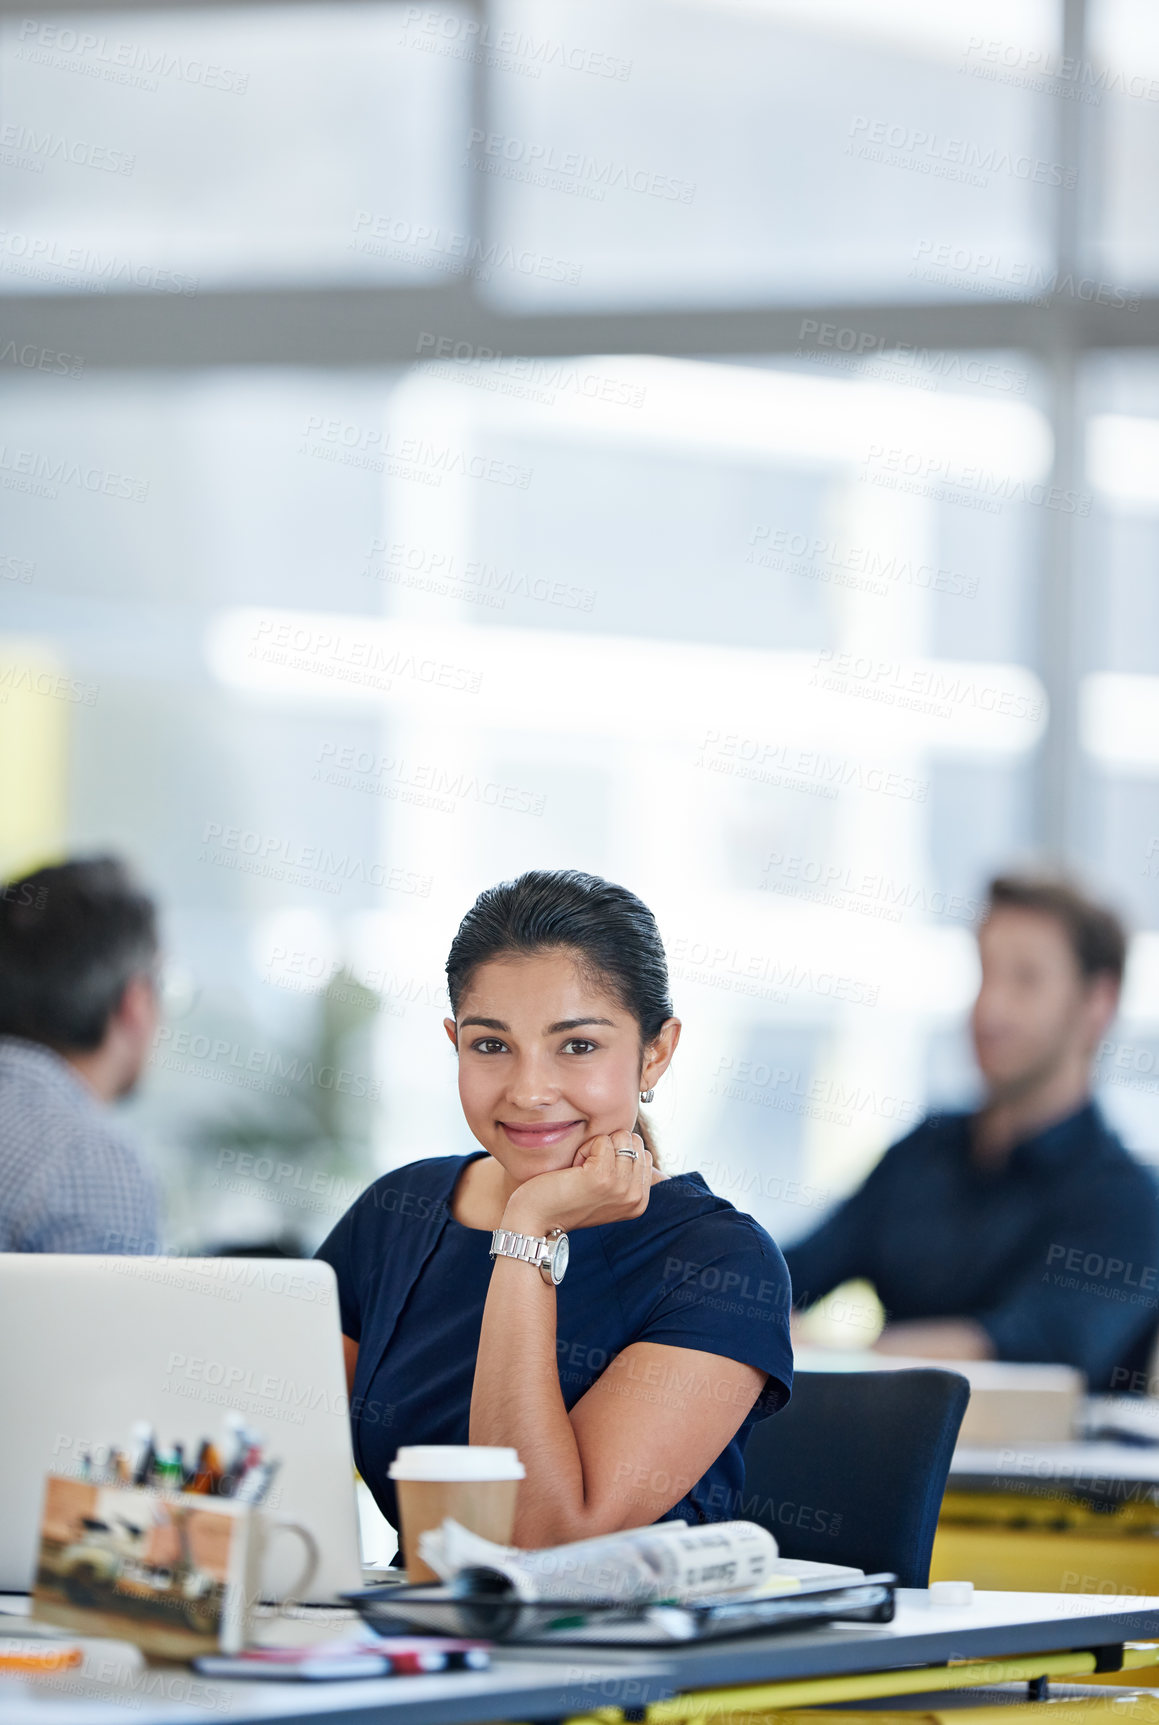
top-left (0, 1255), bottom-right (362, 1600)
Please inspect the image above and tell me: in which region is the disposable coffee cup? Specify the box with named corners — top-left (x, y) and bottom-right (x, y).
top-left (388, 1446), bottom-right (525, 1583)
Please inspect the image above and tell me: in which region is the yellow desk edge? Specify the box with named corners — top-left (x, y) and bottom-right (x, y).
top-left (563, 1642), bottom-right (1159, 1724)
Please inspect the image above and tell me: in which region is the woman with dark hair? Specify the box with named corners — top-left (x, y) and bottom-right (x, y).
top-left (317, 870), bottom-right (792, 1549)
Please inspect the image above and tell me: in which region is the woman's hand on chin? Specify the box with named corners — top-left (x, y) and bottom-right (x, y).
top-left (501, 1131), bottom-right (652, 1235)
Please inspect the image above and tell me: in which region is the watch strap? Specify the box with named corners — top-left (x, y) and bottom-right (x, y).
top-left (490, 1227), bottom-right (548, 1266)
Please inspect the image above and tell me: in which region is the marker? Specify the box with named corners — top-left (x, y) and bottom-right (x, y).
top-left (129, 1422), bottom-right (155, 1487)
top-left (0, 1646), bottom-right (84, 1674)
top-left (187, 1441), bottom-right (216, 1495)
top-left (234, 1458), bottom-right (279, 1505)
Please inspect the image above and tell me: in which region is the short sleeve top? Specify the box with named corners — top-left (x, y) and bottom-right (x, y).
top-left (316, 1152), bottom-right (793, 1532)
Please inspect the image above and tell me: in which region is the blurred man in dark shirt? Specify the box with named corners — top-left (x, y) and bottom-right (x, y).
top-left (785, 874), bottom-right (1159, 1390)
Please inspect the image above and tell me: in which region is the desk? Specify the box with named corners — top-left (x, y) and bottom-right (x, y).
top-left (564, 1589), bottom-right (1159, 1697)
top-left (2, 1592), bottom-right (1158, 1724)
top-left (0, 1652), bottom-right (672, 1725)
top-left (934, 1443), bottom-right (1159, 1598)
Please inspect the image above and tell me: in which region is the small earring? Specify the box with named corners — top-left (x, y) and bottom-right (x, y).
top-left (640, 1089), bottom-right (655, 1104)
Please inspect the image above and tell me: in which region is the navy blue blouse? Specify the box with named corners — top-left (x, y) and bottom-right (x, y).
top-left (316, 1152), bottom-right (793, 1532)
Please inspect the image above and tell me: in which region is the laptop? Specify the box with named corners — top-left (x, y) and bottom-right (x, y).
top-left (0, 1255), bottom-right (363, 1600)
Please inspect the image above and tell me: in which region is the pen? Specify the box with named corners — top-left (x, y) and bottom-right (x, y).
top-left (130, 1422), bottom-right (155, 1487)
top-left (0, 1646), bottom-right (84, 1674)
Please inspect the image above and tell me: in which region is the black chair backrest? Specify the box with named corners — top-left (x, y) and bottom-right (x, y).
top-left (741, 1367), bottom-right (970, 1587)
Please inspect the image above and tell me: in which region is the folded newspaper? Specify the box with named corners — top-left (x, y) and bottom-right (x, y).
top-left (418, 1517), bottom-right (793, 1607)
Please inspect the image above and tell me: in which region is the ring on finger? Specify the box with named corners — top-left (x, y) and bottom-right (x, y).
top-left (614, 1147), bottom-right (639, 1161)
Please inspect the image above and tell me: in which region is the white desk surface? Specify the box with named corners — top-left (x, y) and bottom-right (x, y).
top-left (4, 1590), bottom-right (1156, 1723)
top-left (0, 1653), bottom-right (671, 1725)
top-left (599, 1586), bottom-right (1159, 1692)
top-left (952, 1441), bottom-right (1159, 1489)
top-left (948, 1397), bottom-right (1159, 1492)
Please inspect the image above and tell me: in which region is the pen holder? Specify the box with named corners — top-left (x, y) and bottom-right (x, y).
top-left (31, 1474), bottom-right (317, 1660)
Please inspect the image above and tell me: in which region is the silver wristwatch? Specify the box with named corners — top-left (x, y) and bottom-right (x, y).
top-left (489, 1225), bottom-right (570, 1286)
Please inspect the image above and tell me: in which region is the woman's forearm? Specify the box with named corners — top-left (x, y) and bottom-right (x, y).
top-left (468, 1255), bottom-right (590, 1545)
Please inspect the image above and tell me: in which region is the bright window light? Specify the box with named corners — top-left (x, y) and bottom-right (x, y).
top-left (1123, 934), bottom-right (1159, 1024)
top-left (680, 0), bottom-right (1058, 65)
top-left (1081, 672), bottom-right (1159, 769)
top-left (403, 354), bottom-right (1054, 479)
top-left (1087, 414), bottom-right (1159, 508)
top-left (206, 607), bottom-right (1047, 758)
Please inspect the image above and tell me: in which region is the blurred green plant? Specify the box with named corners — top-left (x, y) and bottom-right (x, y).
top-left (188, 967), bottom-right (382, 1251)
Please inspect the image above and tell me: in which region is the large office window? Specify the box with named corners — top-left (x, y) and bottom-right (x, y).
top-left (0, 0), bottom-right (1154, 1253)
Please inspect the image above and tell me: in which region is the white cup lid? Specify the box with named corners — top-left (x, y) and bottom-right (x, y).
top-left (388, 1445), bottom-right (525, 1482)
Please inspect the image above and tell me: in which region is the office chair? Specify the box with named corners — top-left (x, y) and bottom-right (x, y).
top-left (742, 1367), bottom-right (970, 1587)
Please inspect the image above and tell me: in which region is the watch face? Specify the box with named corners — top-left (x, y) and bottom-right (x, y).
top-left (551, 1233), bottom-right (570, 1284)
